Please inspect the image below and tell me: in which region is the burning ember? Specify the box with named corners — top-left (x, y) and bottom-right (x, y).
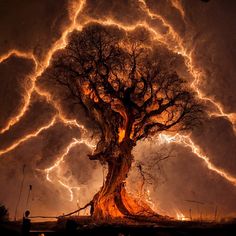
top-left (176, 212), bottom-right (188, 221)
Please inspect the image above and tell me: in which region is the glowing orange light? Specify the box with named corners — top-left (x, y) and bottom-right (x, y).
top-left (176, 211), bottom-right (187, 221)
top-left (118, 128), bottom-right (126, 143)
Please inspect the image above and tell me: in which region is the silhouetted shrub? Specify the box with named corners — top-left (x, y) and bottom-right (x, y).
top-left (0, 203), bottom-right (9, 222)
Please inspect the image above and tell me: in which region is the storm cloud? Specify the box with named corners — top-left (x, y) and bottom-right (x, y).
top-left (0, 0), bottom-right (236, 220)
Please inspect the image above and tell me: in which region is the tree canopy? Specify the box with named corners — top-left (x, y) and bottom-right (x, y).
top-left (48, 24), bottom-right (202, 157)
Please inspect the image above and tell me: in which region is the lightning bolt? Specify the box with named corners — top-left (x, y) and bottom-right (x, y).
top-left (42, 137), bottom-right (96, 201)
top-left (44, 138), bottom-right (96, 182)
top-left (0, 117), bottom-right (57, 157)
top-left (0, 50), bottom-right (37, 65)
top-left (159, 133), bottom-right (236, 185)
top-left (58, 180), bottom-right (81, 202)
top-left (0, 0), bottom-right (93, 200)
top-left (0, 50), bottom-right (38, 134)
top-left (170, 0), bottom-right (186, 20)
top-left (0, 0), bottom-right (86, 135)
top-left (1, 0), bottom-right (236, 204)
top-left (138, 0), bottom-right (236, 128)
top-left (0, 0), bottom-right (87, 156)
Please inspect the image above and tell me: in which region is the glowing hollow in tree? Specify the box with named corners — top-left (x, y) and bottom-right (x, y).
top-left (46, 24), bottom-right (203, 219)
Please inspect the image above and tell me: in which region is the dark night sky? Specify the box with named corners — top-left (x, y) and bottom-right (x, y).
top-left (0, 0), bottom-right (236, 220)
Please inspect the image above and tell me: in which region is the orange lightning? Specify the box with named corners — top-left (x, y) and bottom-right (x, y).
top-left (0, 0), bottom-right (86, 134)
top-left (44, 137), bottom-right (96, 182)
top-left (159, 133), bottom-right (236, 186)
top-left (58, 180), bottom-right (81, 202)
top-left (42, 137), bottom-right (96, 201)
top-left (170, 0), bottom-right (186, 20)
top-left (138, 0), bottom-right (236, 131)
top-left (0, 50), bottom-right (37, 65)
top-left (138, 0), bottom-right (184, 50)
top-left (0, 50), bottom-right (38, 134)
top-left (0, 116), bottom-right (57, 157)
top-left (0, 0), bottom-right (87, 158)
top-left (34, 87), bottom-right (87, 132)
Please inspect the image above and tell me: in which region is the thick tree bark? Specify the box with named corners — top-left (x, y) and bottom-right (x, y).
top-left (91, 140), bottom-right (155, 219)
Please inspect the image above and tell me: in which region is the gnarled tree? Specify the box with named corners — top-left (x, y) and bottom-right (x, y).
top-left (46, 24), bottom-right (202, 219)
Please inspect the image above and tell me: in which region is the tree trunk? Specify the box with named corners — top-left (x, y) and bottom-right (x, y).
top-left (91, 140), bottom-right (155, 219)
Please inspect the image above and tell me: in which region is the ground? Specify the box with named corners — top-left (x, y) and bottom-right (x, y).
top-left (1, 217), bottom-right (236, 235)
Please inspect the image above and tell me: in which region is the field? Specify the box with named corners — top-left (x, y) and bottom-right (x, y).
top-left (1, 216), bottom-right (236, 236)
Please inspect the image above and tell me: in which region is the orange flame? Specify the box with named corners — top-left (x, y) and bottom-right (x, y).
top-left (118, 128), bottom-right (126, 143)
